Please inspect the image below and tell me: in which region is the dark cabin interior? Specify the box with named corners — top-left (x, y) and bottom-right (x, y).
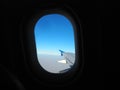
top-left (0, 0), bottom-right (106, 90)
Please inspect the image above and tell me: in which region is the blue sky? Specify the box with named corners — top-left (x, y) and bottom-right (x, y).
top-left (34, 14), bottom-right (75, 55)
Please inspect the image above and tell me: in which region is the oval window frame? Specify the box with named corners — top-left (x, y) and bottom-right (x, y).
top-left (21, 6), bottom-right (84, 87)
top-left (34, 13), bottom-right (76, 74)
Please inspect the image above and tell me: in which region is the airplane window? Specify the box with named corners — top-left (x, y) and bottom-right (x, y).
top-left (34, 14), bottom-right (75, 74)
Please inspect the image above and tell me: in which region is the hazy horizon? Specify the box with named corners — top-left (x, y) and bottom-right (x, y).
top-left (37, 54), bottom-right (70, 73)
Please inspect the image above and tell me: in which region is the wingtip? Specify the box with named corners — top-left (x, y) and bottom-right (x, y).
top-left (59, 50), bottom-right (64, 56)
top-left (59, 50), bottom-right (64, 53)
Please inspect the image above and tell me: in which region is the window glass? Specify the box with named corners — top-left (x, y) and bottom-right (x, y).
top-left (34, 14), bottom-right (75, 73)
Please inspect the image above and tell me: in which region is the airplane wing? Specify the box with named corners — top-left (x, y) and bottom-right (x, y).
top-left (59, 50), bottom-right (75, 67)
